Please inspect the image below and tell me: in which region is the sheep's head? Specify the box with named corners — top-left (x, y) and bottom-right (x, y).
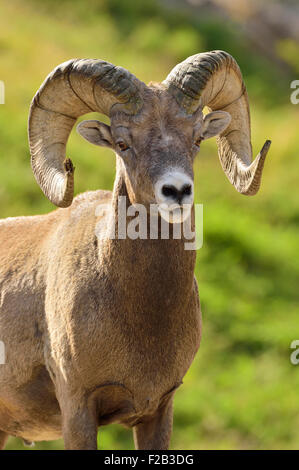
top-left (28, 51), bottom-right (271, 223)
top-left (77, 87), bottom-right (230, 223)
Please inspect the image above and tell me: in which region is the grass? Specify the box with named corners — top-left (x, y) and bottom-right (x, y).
top-left (0, 0), bottom-right (299, 450)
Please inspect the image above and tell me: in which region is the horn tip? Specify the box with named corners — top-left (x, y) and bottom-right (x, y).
top-left (262, 140), bottom-right (271, 154)
top-left (64, 158), bottom-right (75, 175)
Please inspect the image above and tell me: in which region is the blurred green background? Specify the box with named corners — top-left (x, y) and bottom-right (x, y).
top-left (0, 0), bottom-right (299, 450)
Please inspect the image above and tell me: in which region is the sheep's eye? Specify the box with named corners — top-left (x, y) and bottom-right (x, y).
top-left (117, 141), bottom-right (130, 152)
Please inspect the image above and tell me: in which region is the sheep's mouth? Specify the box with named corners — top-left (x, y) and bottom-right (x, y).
top-left (158, 203), bottom-right (192, 224)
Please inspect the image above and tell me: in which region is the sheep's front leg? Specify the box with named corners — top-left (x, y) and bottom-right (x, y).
top-left (62, 406), bottom-right (98, 450)
top-left (59, 391), bottom-right (98, 450)
top-left (0, 431), bottom-right (8, 450)
top-left (133, 398), bottom-right (173, 450)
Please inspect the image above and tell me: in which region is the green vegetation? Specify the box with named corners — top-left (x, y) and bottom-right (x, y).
top-left (0, 0), bottom-right (298, 450)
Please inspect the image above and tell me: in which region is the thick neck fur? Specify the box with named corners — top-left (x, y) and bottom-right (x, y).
top-left (96, 164), bottom-right (196, 321)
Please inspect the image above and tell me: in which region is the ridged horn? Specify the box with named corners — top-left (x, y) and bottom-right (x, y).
top-left (163, 50), bottom-right (271, 195)
top-left (28, 59), bottom-right (145, 207)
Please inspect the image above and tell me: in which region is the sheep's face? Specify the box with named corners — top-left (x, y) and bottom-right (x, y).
top-left (77, 87), bottom-right (230, 223)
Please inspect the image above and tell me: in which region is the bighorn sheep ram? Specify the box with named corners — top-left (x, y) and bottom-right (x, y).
top-left (0, 50), bottom-right (270, 450)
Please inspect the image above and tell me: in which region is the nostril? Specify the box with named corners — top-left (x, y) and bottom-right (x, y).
top-left (181, 184), bottom-right (192, 196)
top-left (162, 185), bottom-right (179, 199)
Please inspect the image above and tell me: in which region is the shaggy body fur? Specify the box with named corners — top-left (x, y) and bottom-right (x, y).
top-left (0, 51), bottom-right (269, 449)
top-left (0, 183), bottom-right (201, 448)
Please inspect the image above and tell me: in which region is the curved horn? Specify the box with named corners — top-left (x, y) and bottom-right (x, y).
top-left (28, 59), bottom-right (145, 207)
top-left (163, 50), bottom-right (271, 195)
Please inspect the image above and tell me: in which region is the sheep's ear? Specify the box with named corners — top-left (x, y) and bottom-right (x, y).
top-left (201, 111), bottom-right (231, 140)
top-left (77, 120), bottom-right (113, 148)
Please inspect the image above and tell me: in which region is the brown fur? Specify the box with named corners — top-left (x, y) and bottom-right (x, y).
top-left (0, 88), bottom-right (203, 449)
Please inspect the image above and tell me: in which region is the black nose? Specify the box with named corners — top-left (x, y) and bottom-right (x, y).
top-left (161, 184), bottom-right (192, 204)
